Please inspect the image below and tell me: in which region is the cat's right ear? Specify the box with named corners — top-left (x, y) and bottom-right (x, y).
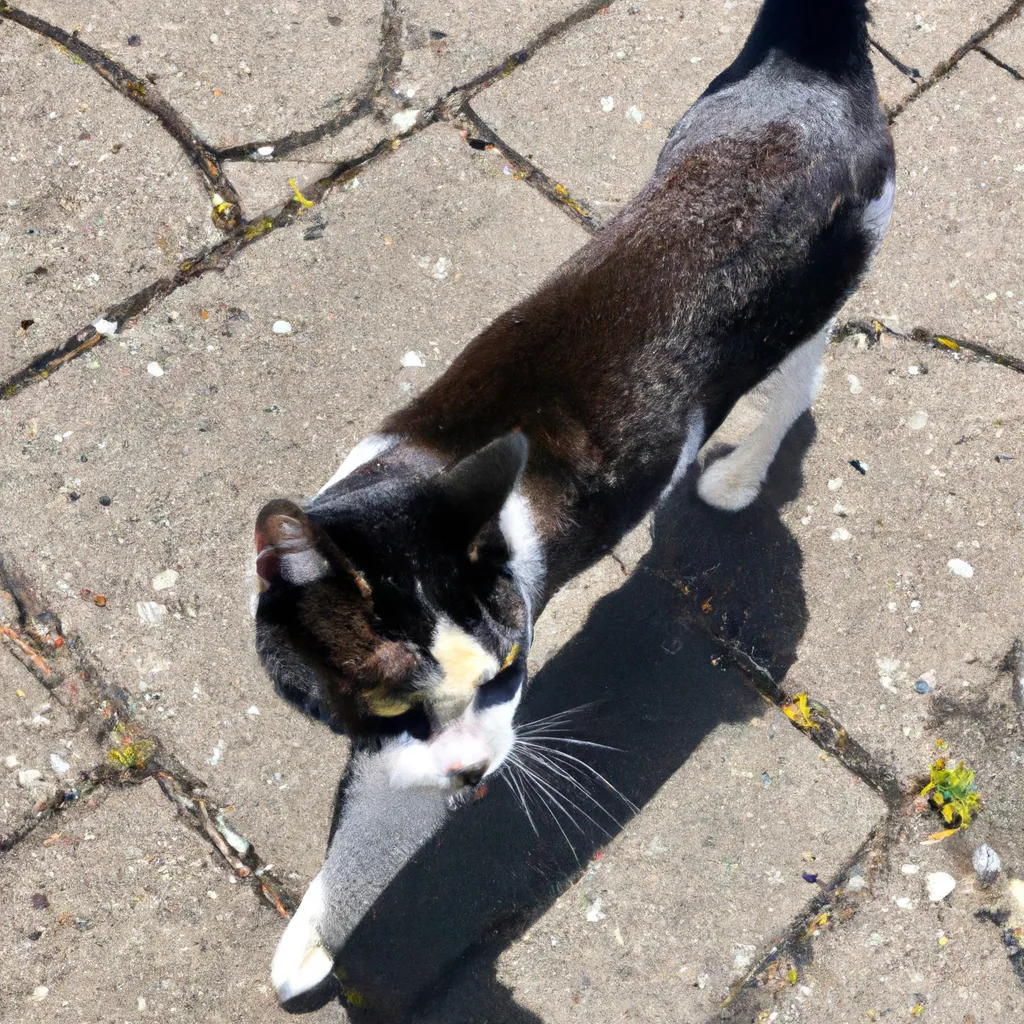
top-left (255, 499), bottom-right (329, 590)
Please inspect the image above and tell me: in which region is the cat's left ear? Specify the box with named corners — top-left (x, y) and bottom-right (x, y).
top-left (433, 432), bottom-right (528, 539)
top-left (255, 498), bottom-right (329, 589)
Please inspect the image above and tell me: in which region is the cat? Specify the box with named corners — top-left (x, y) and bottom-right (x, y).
top-left (256, 0), bottom-right (895, 1003)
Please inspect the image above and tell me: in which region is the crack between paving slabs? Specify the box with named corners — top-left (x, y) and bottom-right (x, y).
top-left (835, 317), bottom-right (1024, 376)
top-left (0, 555), bottom-right (300, 915)
top-left (886, 0), bottom-right (1024, 122)
top-left (978, 45), bottom-right (1024, 82)
top-left (0, 2), bottom-right (243, 231)
top-left (0, 3), bottom-right (613, 399)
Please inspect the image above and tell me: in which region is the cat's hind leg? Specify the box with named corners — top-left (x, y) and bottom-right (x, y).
top-left (697, 326), bottom-right (829, 511)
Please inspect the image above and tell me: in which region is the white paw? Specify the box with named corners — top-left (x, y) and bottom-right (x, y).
top-left (697, 456), bottom-right (762, 511)
top-left (271, 874), bottom-right (335, 1003)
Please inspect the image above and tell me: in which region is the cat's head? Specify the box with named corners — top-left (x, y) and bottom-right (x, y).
top-left (253, 433), bottom-right (540, 794)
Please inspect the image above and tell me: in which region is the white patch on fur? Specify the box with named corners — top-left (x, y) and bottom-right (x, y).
top-left (271, 874), bottom-right (333, 1002)
top-left (318, 434), bottom-right (395, 494)
top-left (698, 328), bottom-right (829, 511)
top-left (280, 547), bottom-right (331, 586)
top-left (660, 406), bottom-right (706, 501)
top-left (430, 621), bottom-right (500, 703)
top-left (500, 491), bottom-right (544, 602)
top-left (861, 175), bottom-right (895, 250)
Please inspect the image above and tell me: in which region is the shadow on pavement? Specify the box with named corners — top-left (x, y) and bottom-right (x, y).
top-left (328, 416), bottom-right (815, 1023)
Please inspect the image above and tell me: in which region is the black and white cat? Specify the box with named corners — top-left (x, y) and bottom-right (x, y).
top-left (255, 0), bottom-right (894, 1002)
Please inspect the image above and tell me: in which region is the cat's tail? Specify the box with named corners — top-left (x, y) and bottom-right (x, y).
top-left (719, 0), bottom-right (872, 81)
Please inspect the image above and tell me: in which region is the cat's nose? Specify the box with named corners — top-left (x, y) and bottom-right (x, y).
top-left (448, 761), bottom-right (488, 788)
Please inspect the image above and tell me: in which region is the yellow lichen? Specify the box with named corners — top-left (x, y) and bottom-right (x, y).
top-left (921, 758), bottom-right (980, 838)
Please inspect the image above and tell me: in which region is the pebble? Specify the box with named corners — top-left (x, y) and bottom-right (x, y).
top-left (99, 495), bottom-right (112, 506)
top-left (246, 705), bottom-right (260, 717)
top-left (600, 96), bottom-right (615, 112)
top-left (586, 898), bottom-right (606, 922)
top-left (973, 844), bottom-right (1001, 886)
top-left (137, 997), bottom-right (147, 1012)
top-left (833, 502), bottom-right (847, 516)
top-left (28, 985), bottom-right (49, 1003)
top-left (831, 527), bottom-right (852, 542)
top-left (901, 863), bottom-right (920, 875)
top-left (49, 753), bottom-right (70, 774)
top-left (206, 738), bottom-right (225, 767)
top-left (908, 410), bottom-right (929, 430)
top-left (947, 558), bottom-right (974, 579)
top-left (895, 896), bottom-right (916, 910)
top-left (925, 871), bottom-right (956, 902)
top-left (272, 320), bottom-right (293, 335)
top-left (914, 670), bottom-right (936, 695)
top-left (846, 373), bottom-right (862, 394)
top-left (5, 754), bottom-right (19, 769)
top-left (827, 476), bottom-right (843, 491)
top-left (391, 109), bottom-right (420, 131)
top-left (255, 145), bottom-right (275, 158)
top-left (151, 569), bottom-right (179, 592)
top-left (401, 350), bottom-right (426, 368)
top-left (146, 361), bottom-right (164, 377)
top-left (93, 318), bottom-right (118, 337)
top-left (17, 769), bottom-right (43, 789)
top-left (626, 105), bottom-right (644, 124)
top-left (136, 601), bottom-right (168, 625)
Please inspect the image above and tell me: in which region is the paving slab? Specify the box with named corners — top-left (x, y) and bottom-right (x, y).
top-left (15, 0), bottom-right (383, 149)
top-left (472, 0), bottom-right (910, 220)
top-left (0, 778), bottom-right (298, 1023)
top-left (0, 652), bottom-right (99, 848)
top-left (847, 54), bottom-right (1024, 359)
top-left (869, 0), bottom-right (1010, 84)
top-left (0, 21), bottom-right (219, 380)
top-left (0, 125), bottom-right (586, 882)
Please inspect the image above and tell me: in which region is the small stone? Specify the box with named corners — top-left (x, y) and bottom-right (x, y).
top-left (49, 753), bottom-right (71, 774)
top-left (901, 863), bottom-right (920, 875)
top-left (431, 256), bottom-right (452, 281)
top-left (845, 872), bottom-right (867, 891)
top-left (401, 350), bottom-right (426, 368)
top-left (391, 109), bottom-right (420, 131)
top-left (947, 558), bottom-right (974, 579)
top-left (847, 373), bottom-right (862, 394)
top-left (833, 502), bottom-right (847, 516)
top-left (827, 476), bottom-right (843, 491)
top-left (271, 320), bottom-right (293, 335)
top-left (151, 569), bottom-right (179, 592)
top-left (600, 96), bottom-right (615, 112)
top-left (246, 705), bottom-right (260, 717)
top-left (27, 985), bottom-right (49, 1003)
top-left (972, 844), bottom-right (1001, 887)
top-left (586, 898), bottom-right (606, 922)
top-left (93, 318), bottom-right (118, 337)
top-left (31, 892), bottom-right (49, 910)
top-left (908, 365), bottom-right (921, 376)
top-left (17, 769), bottom-right (43, 789)
top-left (626, 105), bottom-right (644, 124)
top-left (138, 997), bottom-right (147, 1011)
top-left (136, 601), bottom-right (168, 625)
top-left (5, 755), bottom-right (19, 769)
top-left (255, 145), bottom-right (275, 158)
top-left (146, 361), bottom-right (164, 377)
top-left (925, 871), bottom-right (956, 902)
top-left (895, 896), bottom-right (916, 910)
top-left (908, 410), bottom-right (929, 430)
top-left (831, 527), bottom-right (852, 542)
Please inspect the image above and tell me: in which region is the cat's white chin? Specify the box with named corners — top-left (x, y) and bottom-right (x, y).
top-left (271, 874), bottom-right (334, 1003)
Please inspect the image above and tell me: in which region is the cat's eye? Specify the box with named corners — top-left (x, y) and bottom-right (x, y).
top-left (475, 654), bottom-right (526, 710)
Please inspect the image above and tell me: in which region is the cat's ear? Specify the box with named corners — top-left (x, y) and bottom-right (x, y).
top-left (433, 432), bottom-right (529, 539)
top-left (255, 498), bottom-right (330, 589)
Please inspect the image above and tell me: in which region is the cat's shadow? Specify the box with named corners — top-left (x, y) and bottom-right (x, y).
top-left (329, 416), bottom-right (815, 1024)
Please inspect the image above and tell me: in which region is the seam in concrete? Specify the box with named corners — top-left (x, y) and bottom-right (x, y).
top-left (978, 44), bottom-right (1024, 81)
top-left (0, 555), bottom-right (300, 915)
top-left (454, 104), bottom-right (601, 232)
top-left (0, 2), bottom-right (242, 231)
top-left (886, 0), bottom-right (1024, 122)
top-left (836, 318), bottom-right (1024, 376)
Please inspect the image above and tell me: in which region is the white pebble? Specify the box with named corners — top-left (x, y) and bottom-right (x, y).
top-left (626, 106), bottom-right (643, 124)
top-left (49, 753), bottom-right (71, 774)
top-left (255, 145), bottom-right (275, 158)
top-left (901, 863), bottom-right (920, 875)
top-left (831, 528), bottom-right (852, 542)
top-left (947, 559), bottom-right (974, 579)
top-left (894, 896), bottom-right (916, 910)
top-left (391, 109), bottom-right (420, 131)
top-left (5, 755), bottom-right (19, 769)
top-left (925, 871), bottom-right (956, 902)
top-left (93, 318), bottom-right (118, 337)
top-left (432, 256), bottom-right (452, 281)
top-left (827, 477), bottom-right (843, 491)
top-left (908, 365), bottom-right (921, 376)
top-left (28, 986), bottom-right (49, 1003)
top-left (17, 768), bottom-right (43, 789)
top-left (586, 898), bottom-right (606, 922)
top-left (908, 410), bottom-right (929, 430)
top-left (833, 502), bottom-right (846, 515)
top-left (272, 320), bottom-right (293, 335)
top-left (600, 96), bottom-right (615, 112)
top-left (206, 739), bottom-right (225, 767)
top-left (152, 569), bottom-right (179, 592)
top-left (401, 350), bottom-right (426, 368)
top-left (246, 705), bottom-right (260, 717)
top-left (136, 601), bottom-right (168, 625)
top-left (847, 373), bottom-right (862, 394)
top-left (973, 844), bottom-right (1001, 886)
top-left (138, 997), bottom-right (148, 1012)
